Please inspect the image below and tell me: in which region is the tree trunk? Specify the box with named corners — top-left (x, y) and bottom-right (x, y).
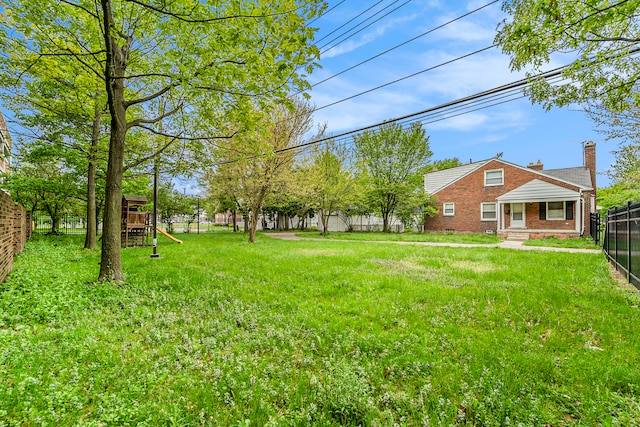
top-left (249, 206), bottom-right (260, 243)
top-left (320, 209), bottom-right (330, 234)
top-left (84, 99), bottom-right (100, 250)
top-left (51, 215), bottom-right (60, 235)
top-left (99, 115), bottom-right (126, 281)
top-left (248, 189), bottom-right (267, 243)
top-left (231, 209), bottom-right (237, 232)
top-left (98, 0), bottom-right (129, 282)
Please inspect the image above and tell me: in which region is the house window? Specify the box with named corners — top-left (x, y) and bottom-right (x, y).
top-left (548, 201), bottom-right (565, 220)
top-left (443, 202), bottom-right (454, 216)
top-left (539, 201), bottom-right (575, 220)
top-left (484, 169), bottom-right (504, 186)
top-left (481, 202), bottom-right (497, 221)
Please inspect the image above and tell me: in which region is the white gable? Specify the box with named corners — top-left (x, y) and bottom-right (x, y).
top-left (424, 160), bottom-right (490, 194)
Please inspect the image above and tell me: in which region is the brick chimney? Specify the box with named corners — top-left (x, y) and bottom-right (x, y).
top-left (584, 141), bottom-right (596, 189)
top-left (527, 160), bottom-right (543, 171)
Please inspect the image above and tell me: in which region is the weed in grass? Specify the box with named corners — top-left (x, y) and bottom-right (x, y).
top-left (524, 236), bottom-right (599, 249)
top-left (1, 233), bottom-right (639, 425)
top-left (295, 230), bottom-right (502, 244)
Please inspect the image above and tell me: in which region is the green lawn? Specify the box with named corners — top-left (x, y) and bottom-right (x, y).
top-left (1, 233), bottom-right (638, 425)
top-left (296, 231), bottom-right (502, 244)
top-left (523, 236), bottom-right (600, 249)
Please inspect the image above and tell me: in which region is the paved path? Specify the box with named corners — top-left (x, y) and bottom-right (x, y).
top-left (267, 232), bottom-right (602, 254)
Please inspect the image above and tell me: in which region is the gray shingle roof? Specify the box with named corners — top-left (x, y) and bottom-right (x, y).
top-left (424, 160), bottom-right (593, 195)
top-left (539, 167), bottom-right (593, 190)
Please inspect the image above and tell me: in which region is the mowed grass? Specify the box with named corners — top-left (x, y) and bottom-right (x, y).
top-left (296, 231), bottom-right (502, 244)
top-left (1, 233), bottom-right (639, 426)
top-left (524, 236), bottom-right (600, 249)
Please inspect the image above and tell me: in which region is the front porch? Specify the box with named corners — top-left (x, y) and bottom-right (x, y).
top-left (496, 180), bottom-right (585, 240)
top-left (499, 228), bottom-right (581, 240)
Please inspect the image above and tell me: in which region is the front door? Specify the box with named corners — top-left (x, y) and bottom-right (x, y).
top-left (510, 203), bottom-right (525, 228)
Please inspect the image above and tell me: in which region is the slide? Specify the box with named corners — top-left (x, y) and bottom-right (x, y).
top-left (156, 227), bottom-right (183, 244)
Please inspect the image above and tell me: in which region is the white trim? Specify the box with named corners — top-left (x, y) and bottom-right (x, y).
top-left (481, 202), bottom-right (497, 221)
top-left (510, 202), bottom-right (526, 228)
top-left (546, 201), bottom-right (565, 220)
top-left (424, 159), bottom-right (492, 194)
top-left (579, 196), bottom-right (583, 234)
top-left (442, 202), bottom-right (454, 216)
top-left (484, 169), bottom-right (504, 186)
top-left (426, 158), bottom-right (592, 195)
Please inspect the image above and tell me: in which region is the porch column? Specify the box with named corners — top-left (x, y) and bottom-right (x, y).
top-left (497, 202), bottom-right (502, 232)
top-left (576, 197), bottom-right (581, 234)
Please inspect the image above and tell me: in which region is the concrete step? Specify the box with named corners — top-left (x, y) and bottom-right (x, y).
top-left (506, 231), bottom-right (530, 241)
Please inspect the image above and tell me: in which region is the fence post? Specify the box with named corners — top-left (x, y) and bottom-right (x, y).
top-left (628, 201), bottom-right (632, 282)
top-left (614, 207), bottom-right (617, 266)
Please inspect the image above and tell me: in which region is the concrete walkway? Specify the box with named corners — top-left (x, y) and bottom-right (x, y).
top-left (267, 232), bottom-right (602, 254)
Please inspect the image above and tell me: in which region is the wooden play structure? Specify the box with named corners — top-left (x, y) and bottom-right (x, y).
top-left (121, 195), bottom-right (150, 247)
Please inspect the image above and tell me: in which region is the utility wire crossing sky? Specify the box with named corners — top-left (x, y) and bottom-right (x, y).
top-left (304, 0), bottom-right (617, 187)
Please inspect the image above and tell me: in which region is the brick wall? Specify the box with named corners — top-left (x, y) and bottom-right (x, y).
top-left (0, 190), bottom-right (30, 282)
top-left (14, 204), bottom-right (28, 254)
top-left (425, 160), bottom-right (592, 234)
top-left (0, 191), bottom-right (15, 282)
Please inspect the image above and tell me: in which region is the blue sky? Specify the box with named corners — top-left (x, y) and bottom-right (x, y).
top-left (306, 0), bottom-right (615, 188)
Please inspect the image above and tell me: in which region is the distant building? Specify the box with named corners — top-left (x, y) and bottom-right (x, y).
top-left (0, 111), bottom-right (11, 174)
top-left (423, 142), bottom-right (597, 239)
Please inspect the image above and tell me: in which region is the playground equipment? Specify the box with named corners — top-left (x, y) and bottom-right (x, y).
top-left (121, 195), bottom-right (150, 247)
top-left (156, 227), bottom-right (183, 244)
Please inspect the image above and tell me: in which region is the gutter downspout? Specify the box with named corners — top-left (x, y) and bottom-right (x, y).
top-left (580, 190), bottom-right (585, 236)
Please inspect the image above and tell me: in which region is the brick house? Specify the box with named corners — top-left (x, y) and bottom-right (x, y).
top-left (423, 142), bottom-right (596, 239)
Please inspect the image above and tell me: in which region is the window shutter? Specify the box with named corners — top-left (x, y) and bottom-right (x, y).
top-left (566, 201), bottom-right (574, 220)
top-left (539, 202), bottom-right (546, 220)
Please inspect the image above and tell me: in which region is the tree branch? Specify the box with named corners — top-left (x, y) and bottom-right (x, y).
top-left (124, 83), bottom-right (178, 108)
top-left (59, 0), bottom-right (100, 19)
top-left (123, 134), bottom-right (179, 172)
top-left (123, 0), bottom-right (303, 23)
top-left (127, 104), bottom-right (182, 129)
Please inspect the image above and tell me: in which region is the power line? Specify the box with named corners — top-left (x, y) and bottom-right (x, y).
top-left (310, 0), bottom-right (499, 90)
top-left (308, 0), bottom-right (347, 25)
top-left (314, 1), bottom-right (386, 46)
top-left (214, 42), bottom-right (640, 165)
top-left (320, 0), bottom-right (413, 55)
top-left (271, 65), bottom-right (585, 155)
top-left (314, 45), bottom-right (496, 112)
top-left (213, 65), bottom-right (571, 166)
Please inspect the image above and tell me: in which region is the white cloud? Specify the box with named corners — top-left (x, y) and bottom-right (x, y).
top-left (431, 17), bottom-right (496, 43)
top-left (425, 112), bottom-right (487, 131)
top-left (320, 13), bottom-right (419, 59)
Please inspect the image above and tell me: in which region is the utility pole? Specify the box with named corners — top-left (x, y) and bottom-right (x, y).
top-left (150, 154), bottom-right (160, 258)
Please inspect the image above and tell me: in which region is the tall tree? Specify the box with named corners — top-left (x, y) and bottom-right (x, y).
top-left (307, 141), bottom-right (354, 234)
top-left (1, 0), bottom-right (324, 281)
top-left (207, 98), bottom-right (314, 243)
top-left (495, 0), bottom-right (640, 111)
top-left (354, 122), bottom-right (432, 232)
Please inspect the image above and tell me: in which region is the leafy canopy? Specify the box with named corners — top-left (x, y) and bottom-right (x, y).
top-left (354, 122), bottom-right (432, 232)
top-left (495, 0), bottom-right (640, 111)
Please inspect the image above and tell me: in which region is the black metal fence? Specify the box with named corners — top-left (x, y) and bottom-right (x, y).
top-left (603, 201), bottom-right (640, 289)
top-left (590, 212), bottom-right (602, 246)
top-left (31, 212), bottom-right (102, 235)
